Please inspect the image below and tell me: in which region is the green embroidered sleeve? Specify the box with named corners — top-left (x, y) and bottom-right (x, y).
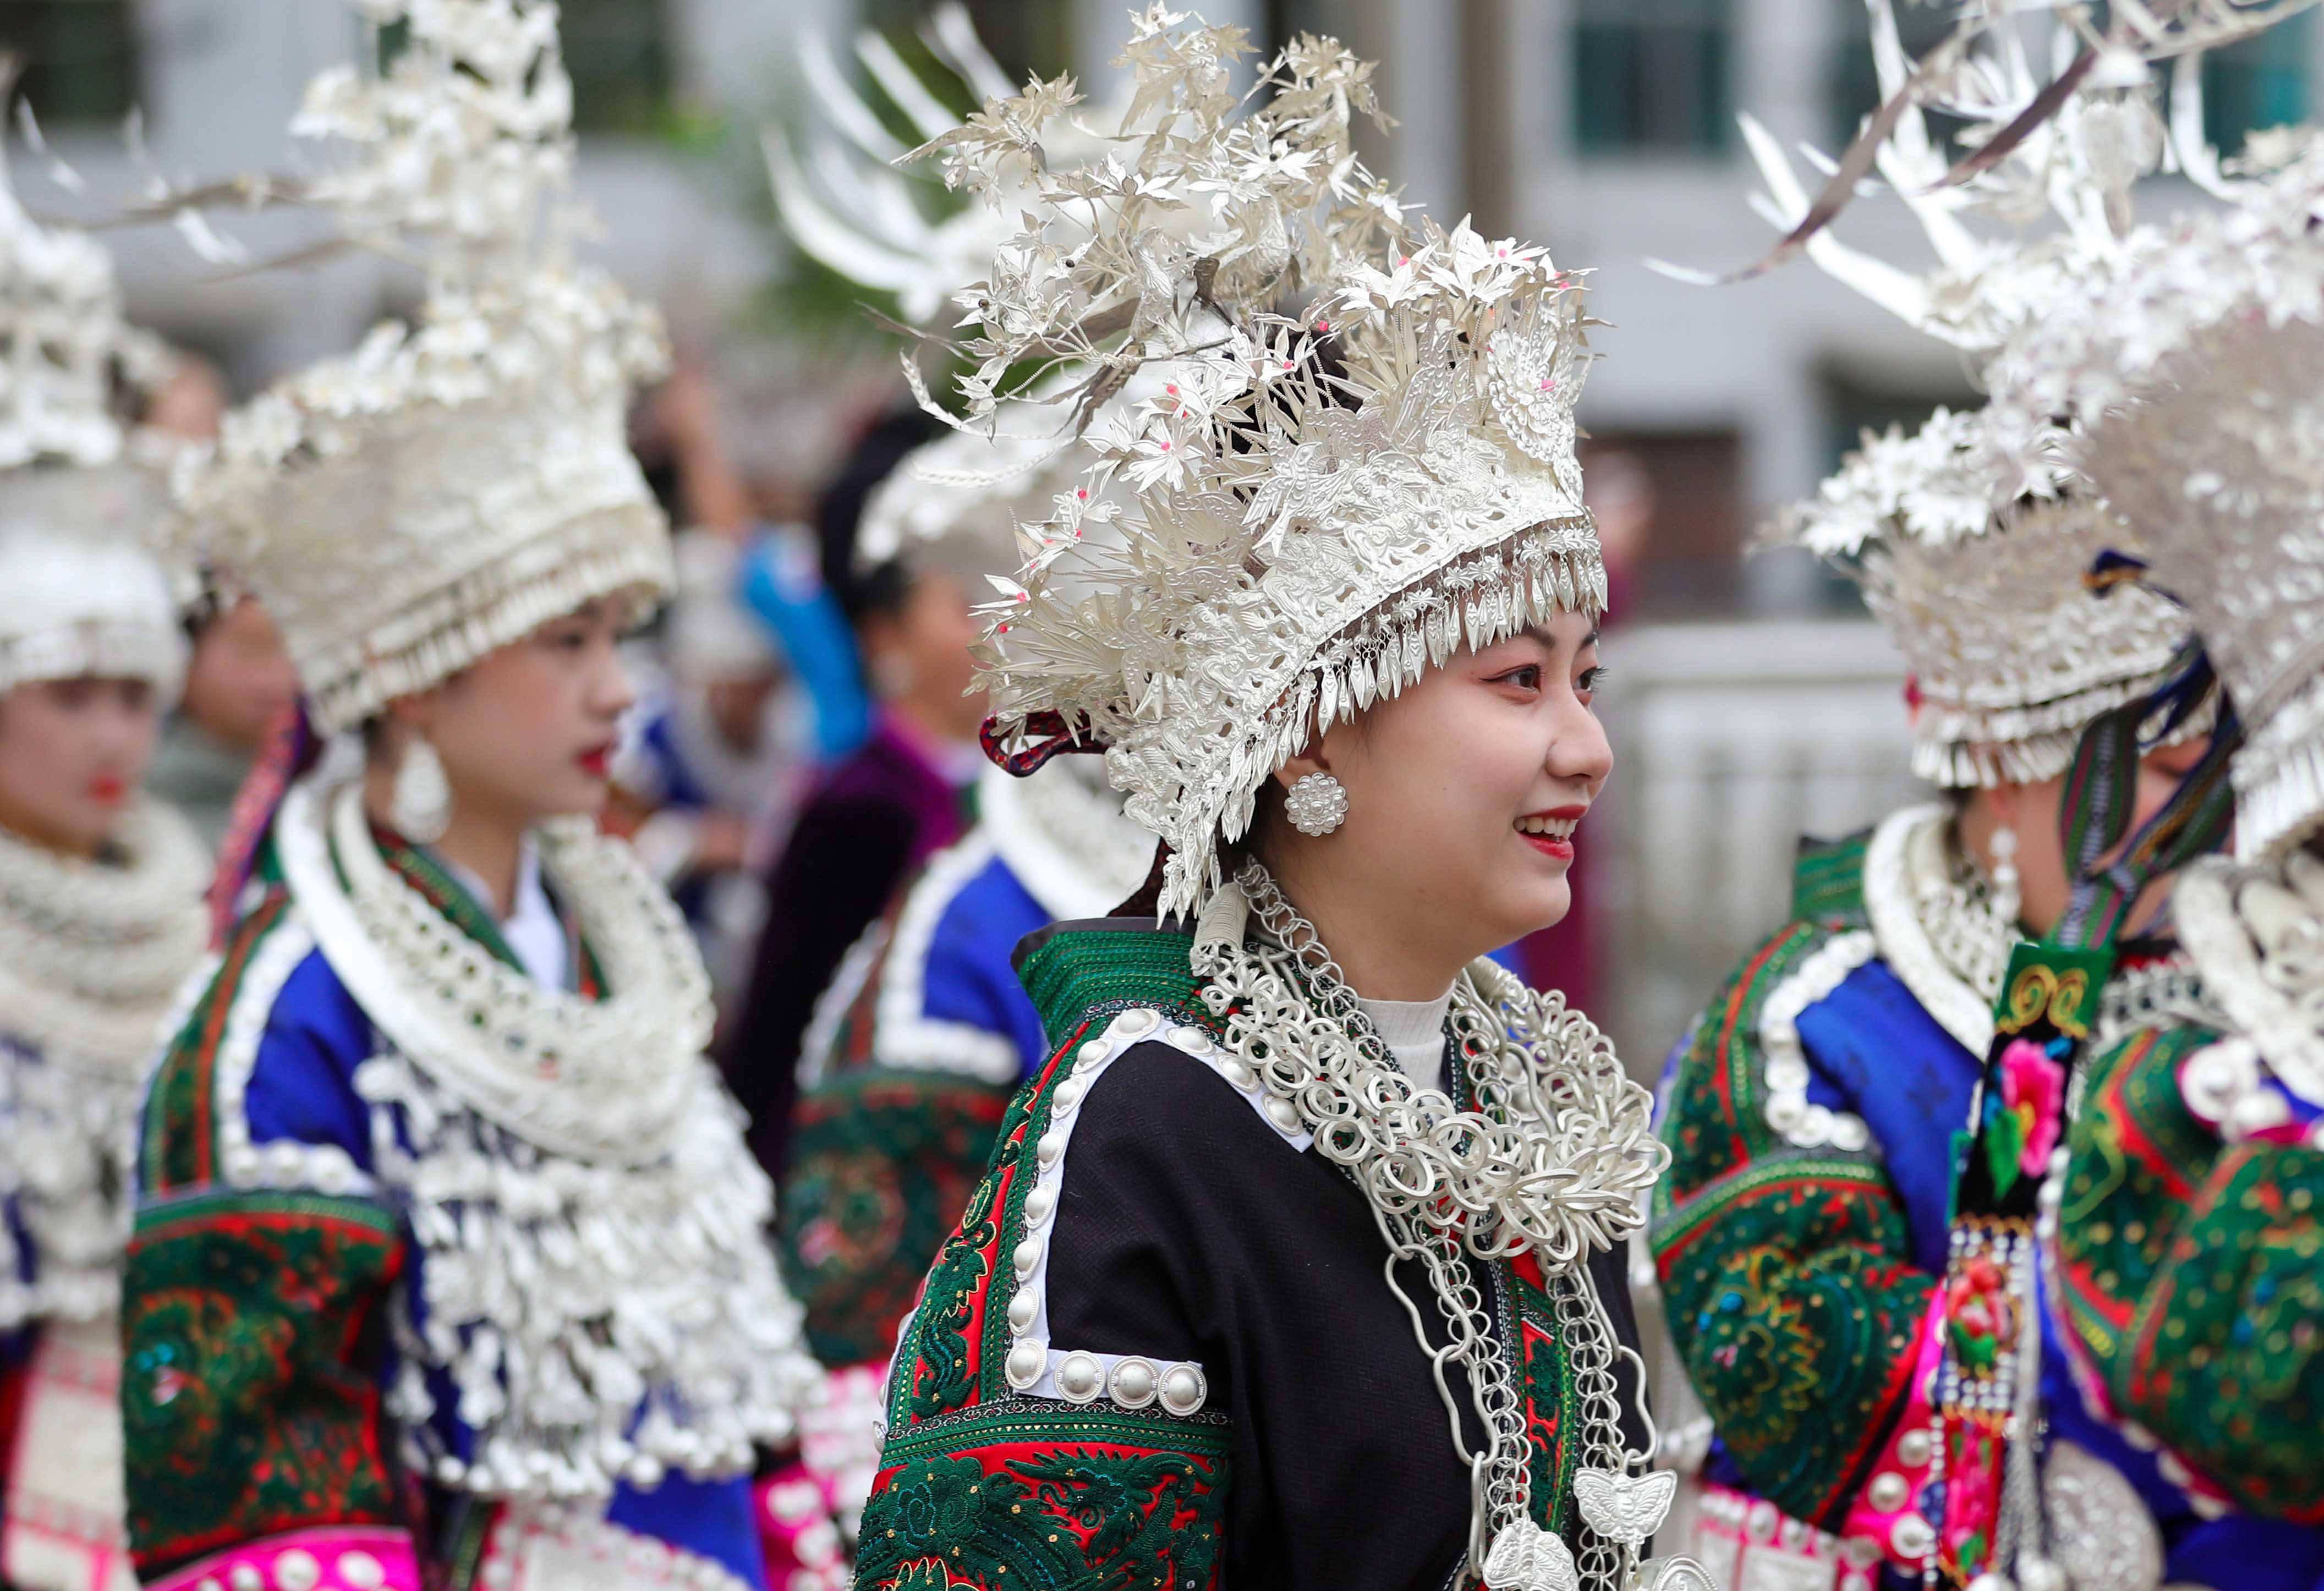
top-left (122, 1188), bottom-right (409, 1578)
top-left (854, 927), bottom-right (1236, 1591)
top-left (853, 1017), bottom-right (1233, 1591)
top-left (2052, 1025), bottom-right (2324, 1521)
top-left (1651, 917), bottom-right (1934, 1529)
top-left (125, 894), bottom-right (418, 1581)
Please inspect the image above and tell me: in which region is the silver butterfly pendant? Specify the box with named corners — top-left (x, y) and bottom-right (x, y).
top-left (1573, 1467), bottom-right (1678, 1548)
top-left (1481, 1518), bottom-right (1580, 1591)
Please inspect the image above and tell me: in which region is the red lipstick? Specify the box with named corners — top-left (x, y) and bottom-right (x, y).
top-left (87, 773), bottom-right (127, 806)
top-left (1515, 803), bottom-right (1586, 861)
top-left (577, 744), bottom-right (612, 778)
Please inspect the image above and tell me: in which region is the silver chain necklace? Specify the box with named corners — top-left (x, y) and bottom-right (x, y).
top-left (1194, 864), bottom-right (1704, 1591)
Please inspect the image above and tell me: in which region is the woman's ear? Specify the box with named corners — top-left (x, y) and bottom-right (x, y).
top-left (1271, 728), bottom-right (1338, 792)
top-left (386, 686), bottom-right (441, 743)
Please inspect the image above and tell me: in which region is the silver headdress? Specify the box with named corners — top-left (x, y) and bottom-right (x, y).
top-left (0, 132), bottom-right (182, 704)
top-left (1990, 133), bottom-right (2324, 859)
top-left (1741, 0), bottom-right (2202, 787)
top-left (770, 7), bottom-right (1126, 601)
top-left (1780, 407), bottom-right (2193, 786)
top-left (765, 3), bottom-right (1103, 332)
top-left (176, 0), bottom-right (671, 734)
top-left (920, 7), bottom-right (1601, 919)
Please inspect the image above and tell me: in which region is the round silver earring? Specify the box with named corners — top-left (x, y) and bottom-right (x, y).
top-left (391, 733), bottom-right (453, 844)
top-left (1284, 771), bottom-right (1349, 837)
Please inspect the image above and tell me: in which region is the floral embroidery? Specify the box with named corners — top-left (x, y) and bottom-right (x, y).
top-left (1984, 1038), bottom-right (2065, 1195)
top-left (122, 1190), bottom-right (407, 1579)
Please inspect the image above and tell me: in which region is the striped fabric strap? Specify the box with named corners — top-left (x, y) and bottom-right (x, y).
top-left (2053, 645), bottom-right (2242, 951)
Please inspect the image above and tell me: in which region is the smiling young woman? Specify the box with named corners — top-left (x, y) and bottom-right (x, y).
top-left (844, 16), bottom-right (1687, 1591)
top-left (116, 11), bottom-right (824, 1591)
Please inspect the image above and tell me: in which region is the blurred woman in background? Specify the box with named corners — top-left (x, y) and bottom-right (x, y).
top-left (0, 189), bottom-right (210, 1591)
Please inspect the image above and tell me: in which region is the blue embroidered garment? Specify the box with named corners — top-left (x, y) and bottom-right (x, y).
top-left (124, 811), bottom-right (777, 1591)
top-left (1652, 808), bottom-right (2324, 1591)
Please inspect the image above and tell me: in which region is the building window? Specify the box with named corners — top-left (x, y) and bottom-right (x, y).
top-left (1572, 0), bottom-right (1734, 156)
top-left (1826, 0), bottom-right (1959, 153)
top-left (380, 0), bottom-right (676, 133)
top-left (0, 1), bottom-right (138, 125)
top-left (2201, 10), bottom-right (2311, 157)
top-left (560, 0), bottom-right (675, 134)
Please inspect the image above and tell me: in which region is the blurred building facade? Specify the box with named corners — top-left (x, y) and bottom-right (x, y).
top-left (10, 0), bottom-right (2298, 1051)
top-left (19, 0), bottom-right (2311, 611)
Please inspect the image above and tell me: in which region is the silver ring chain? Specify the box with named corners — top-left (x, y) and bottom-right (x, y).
top-left (1197, 861), bottom-right (1664, 1587)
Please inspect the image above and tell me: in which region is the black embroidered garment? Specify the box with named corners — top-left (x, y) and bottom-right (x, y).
top-left (853, 918), bottom-right (1645, 1591)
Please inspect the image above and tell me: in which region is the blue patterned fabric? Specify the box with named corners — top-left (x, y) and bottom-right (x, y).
top-left (910, 854), bottom-right (1057, 1083)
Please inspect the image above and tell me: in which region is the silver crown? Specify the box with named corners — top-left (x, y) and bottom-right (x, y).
top-left (1993, 136), bottom-right (2324, 858)
top-left (1779, 407), bottom-right (2195, 786)
top-left (915, 10), bottom-right (1602, 919)
top-left (1739, 1), bottom-right (2207, 786)
top-left (176, 0), bottom-right (670, 734)
top-left (0, 118), bottom-right (182, 701)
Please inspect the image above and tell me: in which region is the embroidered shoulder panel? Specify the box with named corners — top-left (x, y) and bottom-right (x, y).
top-left (122, 1188), bottom-right (408, 1579)
top-left (1790, 829), bottom-right (1874, 928)
top-left (142, 891), bottom-right (305, 1196)
top-left (782, 1065), bottom-right (1014, 1368)
top-left (1657, 917), bottom-right (1854, 1202)
top-left (1014, 923), bottom-right (1212, 1052)
top-left (1653, 896), bottom-right (1932, 1528)
top-left (2050, 1019), bottom-right (2324, 1521)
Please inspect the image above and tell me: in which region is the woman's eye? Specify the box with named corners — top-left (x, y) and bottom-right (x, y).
top-left (1577, 666), bottom-right (1607, 694)
top-left (1494, 665), bottom-right (1543, 691)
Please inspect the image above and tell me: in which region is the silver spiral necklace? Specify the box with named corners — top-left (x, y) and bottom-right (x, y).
top-left (1193, 863), bottom-right (1696, 1591)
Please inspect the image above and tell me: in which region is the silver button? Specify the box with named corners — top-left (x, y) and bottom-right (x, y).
top-left (1056, 1352), bottom-right (1103, 1403)
top-left (1158, 1363), bottom-right (1208, 1416)
top-left (1109, 1357), bottom-right (1160, 1408)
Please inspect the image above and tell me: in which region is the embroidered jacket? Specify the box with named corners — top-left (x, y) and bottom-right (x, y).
top-left (1652, 808), bottom-right (2324, 1590)
top-left (725, 714), bottom-right (975, 1177)
top-left (851, 917), bottom-right (1644, 1591)
top-left (2045, 850), bottom-right (2324, 1559)
top-left (123, 810), bottom-right (805, 1591)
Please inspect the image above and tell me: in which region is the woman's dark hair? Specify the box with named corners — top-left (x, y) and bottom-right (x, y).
top-left (816, 407), bottom-right (942, 626)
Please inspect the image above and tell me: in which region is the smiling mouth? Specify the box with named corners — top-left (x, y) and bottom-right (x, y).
top-left (1515, 810), bottom-right (1581, 858)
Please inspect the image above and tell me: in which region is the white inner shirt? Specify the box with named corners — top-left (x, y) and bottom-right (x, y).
top-left (1357, 989), bottom-right (1454, 1094)
top-left (442, 839), bottom-right (570, 992)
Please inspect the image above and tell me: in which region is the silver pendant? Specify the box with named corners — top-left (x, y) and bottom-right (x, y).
top-left (1634, 1556), bottom-right (1719, 1591)
top-left (1482, 1518), bottom-right (1580, 1591)
top-left (1574, 1467), bottom-right (1676, 1548)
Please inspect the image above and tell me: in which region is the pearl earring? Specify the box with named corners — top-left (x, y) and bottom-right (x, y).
top-left (1284, 771), bottom-right (1348, 837)
top-left (391, 734), bottom-right (453, 844)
